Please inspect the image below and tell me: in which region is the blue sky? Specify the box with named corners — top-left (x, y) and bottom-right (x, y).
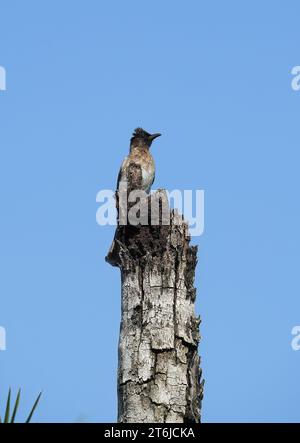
top-left (0, 0), bottom-right (300, 422)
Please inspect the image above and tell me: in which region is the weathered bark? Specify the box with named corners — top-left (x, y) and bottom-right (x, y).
top-left (106, 190), bottom-right (203, 423)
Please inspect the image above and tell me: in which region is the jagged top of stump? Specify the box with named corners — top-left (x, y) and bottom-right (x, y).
top-left (105, 189), bottom-right (192, 267)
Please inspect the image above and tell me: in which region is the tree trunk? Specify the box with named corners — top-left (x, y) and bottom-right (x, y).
top-left (106, 190), bottom-right (203, 423)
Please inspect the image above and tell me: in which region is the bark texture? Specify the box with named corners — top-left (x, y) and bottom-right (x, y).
top-left (106, 190), bottom-right (203, 423)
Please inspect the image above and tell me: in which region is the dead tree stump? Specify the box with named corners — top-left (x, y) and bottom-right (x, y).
top-left (106, 190), bottom-right (203, 423)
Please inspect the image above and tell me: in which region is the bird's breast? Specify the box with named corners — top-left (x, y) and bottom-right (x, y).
top-left (125, 149), bottom-right (154, 191)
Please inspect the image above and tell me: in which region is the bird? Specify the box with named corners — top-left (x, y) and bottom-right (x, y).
top-left (116, 128), bottom-right (161, 195)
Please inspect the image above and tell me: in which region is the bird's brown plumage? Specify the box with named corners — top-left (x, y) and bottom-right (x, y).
top-left (116, 128), bottom-right (160, 194)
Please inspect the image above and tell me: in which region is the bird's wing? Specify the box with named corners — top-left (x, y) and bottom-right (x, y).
top-left (116, 156), bottom-right (143, 191)
top-left (116, 157), bottom-right (128, 191)
top-left (127, 161), bottom-right (143, 191)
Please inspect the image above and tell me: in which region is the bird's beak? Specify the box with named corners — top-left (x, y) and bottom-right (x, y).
top-left (149, 133), bottom-right (161, 141)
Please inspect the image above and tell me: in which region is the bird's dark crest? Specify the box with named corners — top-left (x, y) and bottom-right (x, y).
top-left (132, 128), bottom-right (151, 139)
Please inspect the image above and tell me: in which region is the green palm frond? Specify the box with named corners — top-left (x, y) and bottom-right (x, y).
top-left (4, 388), bottom-right (11, 423)
top-left (10, 389), bottom-right (21, 423)
top-left (25, 391), bottom-right (42, 423)
top-left (0, 389), bottom-right (42, 423)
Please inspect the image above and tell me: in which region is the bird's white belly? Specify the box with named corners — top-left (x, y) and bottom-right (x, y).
top-left (142, 168), bottom-right (154, 192)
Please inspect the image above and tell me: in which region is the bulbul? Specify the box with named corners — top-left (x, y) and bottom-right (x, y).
top-left (116, 128), bottom-right (161, 194)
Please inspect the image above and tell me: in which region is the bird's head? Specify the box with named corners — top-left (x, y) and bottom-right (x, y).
top-left (130, 128), bottom-right (161, 149)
